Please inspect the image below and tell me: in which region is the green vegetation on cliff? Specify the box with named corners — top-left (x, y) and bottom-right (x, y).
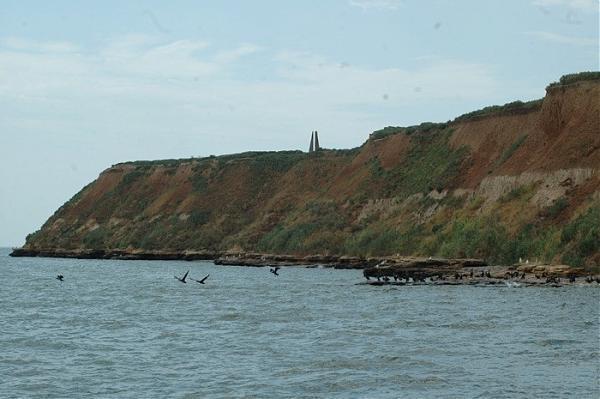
top-left (546, 71), bottom-right (600, 89)
top-left (21, 73), bottom-right (600, 269)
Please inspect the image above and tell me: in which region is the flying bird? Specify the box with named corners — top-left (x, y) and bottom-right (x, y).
top-left (174, 270), bottom-right (190, 283)
top-left (270, 267), bottom-right (280, 276)
top-left (56, 274), bottom-right (64, 282)
top-left (192, 274), bottom-right (210, 284)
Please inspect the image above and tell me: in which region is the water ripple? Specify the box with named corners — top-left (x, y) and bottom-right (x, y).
top-left (0, 249), bottom-right (598, 398)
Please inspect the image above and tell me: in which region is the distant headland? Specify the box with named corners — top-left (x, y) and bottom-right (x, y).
top-left (12, 72), bottom-right (600, 272)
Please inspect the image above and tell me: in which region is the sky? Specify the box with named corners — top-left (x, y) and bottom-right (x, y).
top-left (0, 0), bottom-right (598, 246)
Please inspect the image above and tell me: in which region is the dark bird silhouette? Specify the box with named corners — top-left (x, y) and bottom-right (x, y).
top-left (270, 267), bottom-right (280, 276)
top-left (174, 270), bottom-right (190, 283)
top-left (56, 274), bottom-right (64, 282)
top-left (192, 274), bottom-right (210, 284)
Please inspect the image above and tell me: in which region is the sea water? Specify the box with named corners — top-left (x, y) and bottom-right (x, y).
top-left (0, 248), bottom-right (598, 398)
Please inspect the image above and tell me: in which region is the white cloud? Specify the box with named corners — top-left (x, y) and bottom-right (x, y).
top-left (532, 0), bottom-right (599, 11)
top-left (0, 35), bottom-right (503, 156)
top-left (213, 44), bottom-right (262, 64)
top-left (348, 0), bottom-right (403, 11)
top-left (0, 37), bottom-right (80, 53)
top-left (525, 31), bottom-right (598, 46)
top-left (98, 36), bottom-right (215, 79)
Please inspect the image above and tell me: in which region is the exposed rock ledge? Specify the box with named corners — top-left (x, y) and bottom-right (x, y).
top-left (10, 248), bottom-right (487, 271)
top-left (215, 253), bottom-right (488, 270)
top-left (9, 248), bottom-right (219, 261)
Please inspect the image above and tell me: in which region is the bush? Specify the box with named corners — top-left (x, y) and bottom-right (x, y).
top-left (435, 215), bottom-right (510, 263)
top-left (381, 131), bottom-right (468, 197)
top-left (369, 126), bottom-right (404, 140)
top-left (344, 228), bottom-right (402, 256)
top-left (453, 99), bottom-right (542, 122)
top-left (542, 197), bottom-right (569, 218)
top-left (119, 169), bottom-right (145, 188)
top-left (560, 205), bottom-right (600, 267)
top-left (190, 174), bottom-right (208, 192)
top-left (257, 223), bottom-right (318, 252)
top-left (496, 135), bottom-right (528, 167)
top-left (190, 210), bottom-right (211, 226)
top-left (83, 227), bottom-right (107, 248)
top-left (369, 122), bottom-right (449, 141)
top-left (547, 71), bottom-right (600, 89)
top-left (500, 185), bottom-right (528, 203)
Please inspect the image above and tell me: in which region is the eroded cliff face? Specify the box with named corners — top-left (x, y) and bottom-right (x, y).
top-left (22, 78), bottom-right (600, 268)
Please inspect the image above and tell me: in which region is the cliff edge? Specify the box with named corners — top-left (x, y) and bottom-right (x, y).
top-left (15, 73), bottom-right (600, 269)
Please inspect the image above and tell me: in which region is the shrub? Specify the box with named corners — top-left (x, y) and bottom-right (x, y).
top-left (500, 186), bottom-right (528, 203)
top-left (542, 197), bottom-right (569, 218)
top-left (560, 205), bottom-right (600, 267)
top-left (547, 71), bottom-right (600, 89)
top-left (453, 99), bottom-right (542, 122)
top-left (435, 216), bottom-right (510, 263)
top-left (190, 210), bottom-right (211, 226)
top-left (380, 131), bottom-right (468, 198)
top-left (369, 126), bottom-right (404, 140)
top-left (257, 223), bottom-right (318, 253)
top-left (495, 135), bottom-right (528, 167)
top-left (190, 174), bottom-right (208, 192)
top-left (83, 227), bottom-right (107, 248)
top-left (369, 122), bottom-right (449, 141)
top-left (440, 194), bottom-right (467, 208)
top-left (344, 227), bottom-right (401, 256)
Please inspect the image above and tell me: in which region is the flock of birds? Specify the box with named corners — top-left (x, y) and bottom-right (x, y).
top-left (54, 266), bottom-right (282, 284)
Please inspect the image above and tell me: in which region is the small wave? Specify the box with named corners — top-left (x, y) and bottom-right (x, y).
top-left (536, 338), bottom-right (580, 347)
top-left (218, 312), bottom-right (243, 321)
top-left (504, 281), bottom-right (522, 288)
top-left (395, 373), bottom-right (448, 387)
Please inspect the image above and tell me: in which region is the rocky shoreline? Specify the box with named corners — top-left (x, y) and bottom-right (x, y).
top-left (361, 261), bottom-right (598, 287)
top-left (9, 248), bottom-right (599, 287)
top-left (9, 248), bottom-right (219, 261)
top-left (9, 248), bottom-right (486, 269)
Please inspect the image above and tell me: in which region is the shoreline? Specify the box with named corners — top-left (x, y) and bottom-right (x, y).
top-left (9, 248), bottom-right (599, 287)
top-left (9, 248), bottom-right (485, 269)
top-left (9, 248), bottom-right (219, 261)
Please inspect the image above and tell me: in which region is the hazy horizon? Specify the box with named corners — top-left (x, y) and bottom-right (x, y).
top-left (1, 0), bottom-right (598, 246)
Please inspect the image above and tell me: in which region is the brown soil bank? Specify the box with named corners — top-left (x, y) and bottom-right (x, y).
top-left (13, 72), bottom-right (600, 270)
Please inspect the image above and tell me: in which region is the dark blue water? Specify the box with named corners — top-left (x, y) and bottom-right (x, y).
top-left (1, 248), bottom-right (598, 398)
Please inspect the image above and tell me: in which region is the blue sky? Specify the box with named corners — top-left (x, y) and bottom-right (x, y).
top-left (0, 0), bottom-right (598, 246)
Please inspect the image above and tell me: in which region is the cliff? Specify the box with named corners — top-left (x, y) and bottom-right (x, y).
top-left (16, 73), bottom-right (600, 269)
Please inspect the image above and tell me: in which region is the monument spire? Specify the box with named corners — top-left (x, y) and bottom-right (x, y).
top-left (309, 131), bottom-right (314, 153)
top-left (314, 130), bottom-right (320, 151)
